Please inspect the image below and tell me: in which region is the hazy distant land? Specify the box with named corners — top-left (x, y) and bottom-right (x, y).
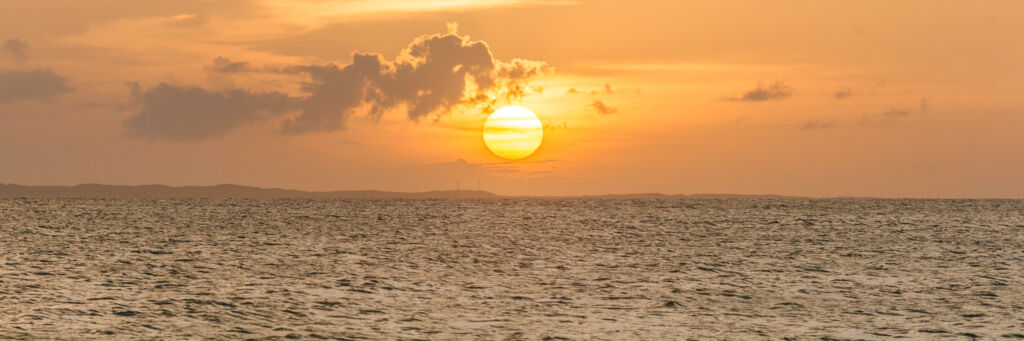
top-left (0, 183), bottom-right (806, 199)
top-left (0, 183), bottom-right (497, 199)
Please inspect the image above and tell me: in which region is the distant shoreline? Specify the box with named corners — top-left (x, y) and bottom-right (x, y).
top-left (0, 183), bottom-right (815, 199)
top-left (1, 183), bottom-right (1017, 199)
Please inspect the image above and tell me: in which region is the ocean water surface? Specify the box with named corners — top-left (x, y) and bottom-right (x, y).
top-left (1, 199), bottom-right (1022, 339)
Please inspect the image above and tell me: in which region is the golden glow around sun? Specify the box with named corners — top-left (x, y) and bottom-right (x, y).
top-left (482, 106), bottom-right (544, 160)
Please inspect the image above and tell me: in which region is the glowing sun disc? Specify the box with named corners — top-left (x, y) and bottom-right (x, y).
top-left (482, 106), bottom-right (543, 160)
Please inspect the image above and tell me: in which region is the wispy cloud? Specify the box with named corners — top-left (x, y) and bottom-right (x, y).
top-left (726, 81), bottom-right (792, 102)
top-left (261, 0), bottom-right (576, 28)
top-left (2, 39), bottom-right (28, 65)
top-left (206, 57), bottom-right (253, 74)
top-left (566, 83), bottom-right (629, 96)
top-left (800, 120), bottom-right (834, 130)
top-left (204, 57), bottom-right (254, 89)
top-left (861, 108), bottom-right (912, 126)
top-left (588, 100), bottom-right (618, 114)
top-left (573, 61), bottom-right (802, 73)
top-left (833, 87), bottom-right (852, 100)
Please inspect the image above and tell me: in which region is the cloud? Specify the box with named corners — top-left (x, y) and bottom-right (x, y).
top-left (881, 108), bottom-right (911, 118)
top-left (0, 39), bottom-right (74, 104)
top-left (154, 28), bottom-right (551, 139)
top-left (727, 81), bottom-right (792, 102)
top-left (123, 83), bottom-right (299, 141)
top-left (543, 120), bottom-right (568, 131)
top-left (276, 54), bottom-right (385, 134)
top-left (204, 57), bottom-right (253, 89)
top-left (566, 84), bottom-right (625, 96)
top-left (800, 120), bottom-right (834, 130)
top-left (833, 87), bottom-right (852, 99)
top-left (206, 57), bottom-right (253, 74)
top-left (588, 100), bottom-right (618, 114)
top-left (263, 0), bottom-right (577, 30)
top-left (0, 69), bottom-right (73, 103)
top-left (861, 108), bottom-right (912, 126)
top-left (2, 39), bottom-right (28, 64)
top-left (167, 13), bottom-right (204, 28)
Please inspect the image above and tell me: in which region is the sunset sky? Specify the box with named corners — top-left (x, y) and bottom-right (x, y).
top-left (1, 1), bottom-right (1022, 197)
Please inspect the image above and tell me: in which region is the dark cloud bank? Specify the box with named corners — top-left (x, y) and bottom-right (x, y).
top-left (0, 69), bottom-right (73, 103)
top-left (124, 83), bottom-right (298, 141)
top-left (0, 38), bottom-right (73, 103)
top-left (125, 30), bottom-right (551, 141)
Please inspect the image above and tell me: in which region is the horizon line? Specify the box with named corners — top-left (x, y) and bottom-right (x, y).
top-left (1, 182), bottom-right (1022, 200)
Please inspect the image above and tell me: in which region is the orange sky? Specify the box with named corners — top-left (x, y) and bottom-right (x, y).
top-left (1, 1), bottom-right (1022, 197)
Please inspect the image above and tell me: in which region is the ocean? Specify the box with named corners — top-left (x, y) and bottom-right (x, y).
top-left (1, 198), bottom-right (1022, 339)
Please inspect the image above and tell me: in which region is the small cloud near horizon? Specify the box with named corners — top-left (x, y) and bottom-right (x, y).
top-left (861, 108), bottom-right (912, 126)
top-left (833, 87), bottom-right (853, 99)
top-left (727, 81), bottom-right (792, 102)
top-left (567, 83), bottom-right (618, 96)
top-left (800, 120), bottom-right (834, 130)
top-left (588, 100), bottom-right (618, 114)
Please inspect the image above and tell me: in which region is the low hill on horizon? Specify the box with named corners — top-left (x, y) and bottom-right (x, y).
top-left (0, 183), bottom-right (499, 199)
top-left (573, 193), bottom-right (808, 199)
top-left (0, 183), bottom-right (808, 199)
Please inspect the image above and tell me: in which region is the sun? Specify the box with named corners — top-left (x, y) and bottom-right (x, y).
top-left (482, 106), bottom-right (544, 160)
